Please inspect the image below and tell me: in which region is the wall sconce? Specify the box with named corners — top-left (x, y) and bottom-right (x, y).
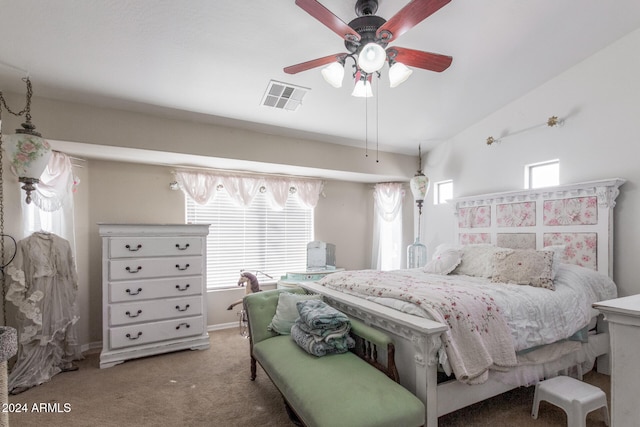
top-left (0, 77), bottom-right (52, 204)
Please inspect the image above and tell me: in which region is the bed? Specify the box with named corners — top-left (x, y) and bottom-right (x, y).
top-left (299, 178), bottom-right (625, 427)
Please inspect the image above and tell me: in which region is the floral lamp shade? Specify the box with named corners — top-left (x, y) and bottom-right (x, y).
top-left (3, 132), bottom-right (52, 203)
top-left (409, 173), bottom-right (430, 204)
top-left (4, 133), bottom-right (51, 178)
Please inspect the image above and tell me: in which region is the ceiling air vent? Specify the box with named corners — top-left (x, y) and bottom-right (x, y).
top-left (261, 80), bottom-right (309, 111)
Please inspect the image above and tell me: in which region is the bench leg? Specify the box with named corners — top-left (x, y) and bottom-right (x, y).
top-left (251, 356), bottom-right (257, 381)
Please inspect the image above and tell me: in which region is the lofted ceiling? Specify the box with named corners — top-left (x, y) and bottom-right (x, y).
top-left (1, 0), bottom-right (640, 156)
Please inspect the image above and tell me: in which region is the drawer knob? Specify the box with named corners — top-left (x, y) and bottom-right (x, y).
top-left (125, 266), bottom-right (142, 274)
top-left (175, 243), bottom-right (190, 250)
top-left (125, 309), bottom-right (142, 318)
top-left (175, 284), bottom-right (191, 291)
top-left (175, 304), bottom-right (190, 312)
top-left (175, 263), bottom-right (190, 271)
top-left (126, 288), bottom-right (143, 296)
top-left (125, 332), bottom-right (143, 340)
top-left (175, 322), bottom-right (191, 330)
top-left (125, 244), bottom-right (142, 252)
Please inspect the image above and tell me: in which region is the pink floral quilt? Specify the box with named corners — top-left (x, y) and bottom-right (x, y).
top-left (319, 270), bottom-right (518, 384)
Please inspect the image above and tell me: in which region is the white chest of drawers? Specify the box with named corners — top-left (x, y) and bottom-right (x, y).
top-left (99, 224), bottom-right (210, 368)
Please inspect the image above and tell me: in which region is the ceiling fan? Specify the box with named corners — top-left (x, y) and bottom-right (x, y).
top-left (284, 0), bottom-right (453, 93)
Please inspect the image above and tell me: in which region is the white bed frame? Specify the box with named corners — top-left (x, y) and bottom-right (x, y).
top-left (300, 178), bottom-right (625, 427)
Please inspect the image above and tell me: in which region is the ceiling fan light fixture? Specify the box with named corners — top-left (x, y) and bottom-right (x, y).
top-left (351, 72), bottom-right (373, 98)
top-left (357, 42), bottom-right (386, 74)
top-left (321, 62), bottom-right (345, 88)
top-left (389, 61), bottom-right (413, 88)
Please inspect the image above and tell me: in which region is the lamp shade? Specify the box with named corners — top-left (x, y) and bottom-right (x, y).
top-left (351, 73), bottom-right (373, 98)
top-left (409, 172), bottom-right (430, 203)
top-left (389, 61), bottom-right (413, 88)
top-left (321, 62), bottom-right (345, 88)
top-left (4, 132), bottom-right (52, 180)
top-left (358, 42), bottom-right (386, 74)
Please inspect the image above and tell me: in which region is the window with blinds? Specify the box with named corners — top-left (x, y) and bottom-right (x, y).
top-left (186, 190), bottom-right (314, 289)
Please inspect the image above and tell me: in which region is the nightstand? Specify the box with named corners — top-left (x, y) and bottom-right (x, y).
top-left (277, 268), bottom-right (344, 289)
top-left (593, 294), bottom-right (640, 426)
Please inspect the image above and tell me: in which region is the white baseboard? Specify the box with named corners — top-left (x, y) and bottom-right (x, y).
top-left (81, 324), bottom-right (238, 356)
top-left (208, 322), bottom-right (238, 331)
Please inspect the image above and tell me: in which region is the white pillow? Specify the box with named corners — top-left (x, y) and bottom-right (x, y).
top-left (453, 244), bottom-right (505, 278)
top-left (424, 247), bottom-right (462, 275)
top-left (267, 292), bottom-right (323, 335)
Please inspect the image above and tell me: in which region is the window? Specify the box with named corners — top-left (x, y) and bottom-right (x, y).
top-left (525, 160), bottom-right (559, 189)
top-left (24, 204), bottom-right (54, 234)
top-left (434, 180), bottom-right (453, 204)
top-left (372, 183), bottom-right (404, 270)
top-left (186, 190), bottom-right (314, 289)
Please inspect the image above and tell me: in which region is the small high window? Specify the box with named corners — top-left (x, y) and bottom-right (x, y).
top-left (434, 180), bottom-right (453, 205)
top-left (525, 160), bottom-right (559, 189)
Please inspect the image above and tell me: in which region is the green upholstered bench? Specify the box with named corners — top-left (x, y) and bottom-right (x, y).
top-left (244, 288), bottom-right (425, 427)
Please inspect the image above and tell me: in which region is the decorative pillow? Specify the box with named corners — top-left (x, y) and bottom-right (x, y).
top-left (453, 244), bottom-right (505, 278)
top-left (267, 292), bottom-right (323, 335)
top-left (424, 247), bottom-right (462, 275)
top-left (543, 245), bottom-right (566, 279)
top-left (491, 249), bottom-right (555, 290)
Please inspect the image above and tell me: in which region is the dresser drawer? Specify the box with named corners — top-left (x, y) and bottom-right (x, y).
top-left (110, 296), bottom-right (203, 326)
top-left (109, 277), bottom-right (202, 303)
top-left (109, 316), bottom-right (205, 349)
top-left (109, 256), bottom-right (202, 280)
top-left (109, 236), bottom-right (203, 258)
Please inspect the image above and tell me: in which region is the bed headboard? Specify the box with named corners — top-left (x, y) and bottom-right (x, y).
top-left (451, 179), bottom-right (625, 277)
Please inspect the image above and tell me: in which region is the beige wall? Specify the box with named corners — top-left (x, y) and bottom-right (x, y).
top-left (80, 160), bottom-right (413, 345)
top-left (0, 90), bottom-right (418, 350)
top-left (0, 92), bottom-right (417, 182)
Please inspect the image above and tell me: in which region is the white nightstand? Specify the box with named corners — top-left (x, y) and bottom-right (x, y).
top-left (593, 294), bottom-right (640, 427)
top-left (277, 268), bottom-right (344, 289)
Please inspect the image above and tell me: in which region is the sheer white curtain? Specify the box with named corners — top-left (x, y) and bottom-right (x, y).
top-left (174, 170), bottom-right (324, 210)
top-left (22, 151), bottom-right (79, 251)
top-left (372, 182), bottom-right (404, 270)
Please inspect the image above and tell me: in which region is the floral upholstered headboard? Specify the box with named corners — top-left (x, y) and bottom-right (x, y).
top-left (451, 179), bottom-right (625, 277)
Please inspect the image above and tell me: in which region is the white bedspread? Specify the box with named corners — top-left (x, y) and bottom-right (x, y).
top-left (318, 263), bottom-right (617, 383)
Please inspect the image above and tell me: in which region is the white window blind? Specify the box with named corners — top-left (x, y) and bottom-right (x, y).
top-left (186, 190), bottom-right (314, 289)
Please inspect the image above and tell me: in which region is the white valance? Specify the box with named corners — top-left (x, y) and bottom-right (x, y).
top-left (373, 182), bottom-right (405, 222)
top-left (174, 170), bottom-right (324, 210)
top-left (33, 151), bottom-right (79, 212)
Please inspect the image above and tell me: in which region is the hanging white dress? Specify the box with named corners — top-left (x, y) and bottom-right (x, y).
top-left (5, 232), bottom-right (83, 394)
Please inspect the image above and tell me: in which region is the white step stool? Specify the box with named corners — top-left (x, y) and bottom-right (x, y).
top-left (532, 375), bottom-right (609, 427)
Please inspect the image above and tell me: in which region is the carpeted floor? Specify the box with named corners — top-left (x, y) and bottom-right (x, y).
top-left (8, 328), bottom-right (610, 426)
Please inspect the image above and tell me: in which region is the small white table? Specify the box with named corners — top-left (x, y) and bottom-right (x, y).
top-left (593, 294), bottom-right (640, 427)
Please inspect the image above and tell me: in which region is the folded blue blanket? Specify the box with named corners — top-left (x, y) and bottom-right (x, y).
top-left (291, 323), bottom-right (355, 357)
top-left (297, 320), bottom-right (350, 340)
top-left (296, 299), bottom-right (350, 331)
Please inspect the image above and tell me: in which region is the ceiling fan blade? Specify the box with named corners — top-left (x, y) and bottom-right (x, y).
top-left (295, 0), bottom-right (361, 42)
top-left (388, 47), bottom-right (452, 72)
top-left (377, 0), bottom-right (451, 43)
top-left (284, 53), bottom-right (348, 74)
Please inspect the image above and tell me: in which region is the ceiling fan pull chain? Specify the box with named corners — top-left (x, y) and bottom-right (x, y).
top-left (365, 91), bottom-right (369, 158)
top-left (375, 75), bottom-right (379, 163)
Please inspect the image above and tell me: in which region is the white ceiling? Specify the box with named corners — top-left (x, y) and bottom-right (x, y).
top-left (1, 0), bottom-right (640, 156)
